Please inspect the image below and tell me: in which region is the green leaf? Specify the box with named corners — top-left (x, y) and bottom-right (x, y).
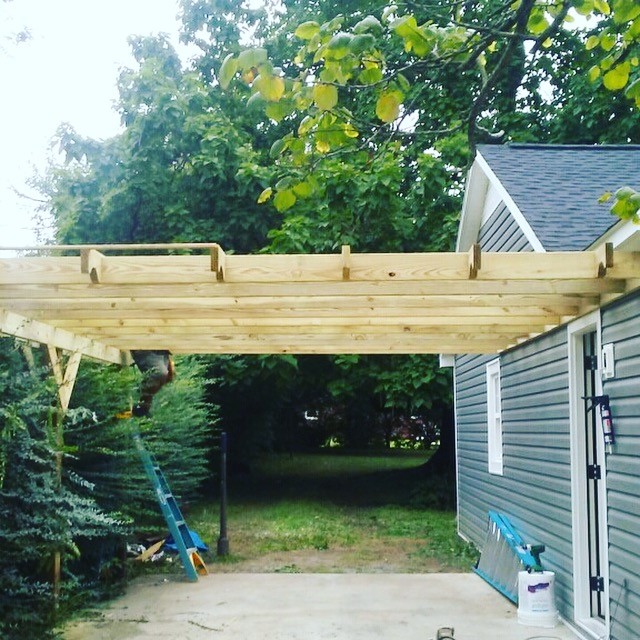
top-left (600, 33), bottom-right (617, 51)
top-left (342, 122), bottom-right (359, 138)
top-left (615, 186), bottom-right (636, 200)
top-left (326, 32), bottom-right (353, 59)
top-left (237, 47), bottom-right (268, 70)
top-left (275, 176), bottom-right (294, 190)
top-left (359, 66), bottom-right (383, 85)
top-left (265, 101), bottom-right (293, 122)
top-left (585, 35), bottom-right (600, 50)
top-left (256, 74), bottom-right (285, 102)
top-left (320, 66), bottom-right (339, 83)
top-left (588, 65), bottom-right (601, 82)
top-left (219, 54), bottom-right (238, 90)
top-left (390, 16), bottom-right (435, 57)
top-left (603, 62), bottom-right (630, 90)
top-left (611, 194), bottom-right (639, 220)
top-left (257, 187), bottom-right (273, 204)
top-left (391, 15), bottom-right (417, 37)
top-left (625, 77), bottom-right (640, 107)
top-left (349, 33), bottom-right (376, 55)
top-left (321, 14), bottom-right (344, 34)
top-left (613, 0), bottom-right (640, 24)
top-left (247, 91), bottom-right (266, 108)
top-left (295, 21), bottom-right (321, 40)
top-left (396, 73), bottom-right (411, 93)
top-left (313, 84), bottom-right (339, 110)
top-left (594, 0), bottom-right (610, 15)
top-left (298, 115), bottom-right (316, 136)
top-left (376, 90), bottom-right (403, 123)
top-left (527, 8), bottom-right (549, 35)
top-left (353, 15), bottom-right (383, 35)
top-left (274, 189), bottom-right (297, 211)
top-left (269, 138), bottom-right (288, 158)
top-left (293, 180), bottom-right (315, 198)
top-left (575, 0), bottom-right (594, 16)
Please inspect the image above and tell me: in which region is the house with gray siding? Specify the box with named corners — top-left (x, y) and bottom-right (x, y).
top-left (453, 144), bottom-right (640, 640)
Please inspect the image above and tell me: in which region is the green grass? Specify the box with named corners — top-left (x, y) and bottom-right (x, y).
top-left (188, 450), bottom-right (478, 573)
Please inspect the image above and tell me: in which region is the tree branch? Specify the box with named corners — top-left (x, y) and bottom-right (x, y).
top-left (467, 0), bottom-right (536, 154)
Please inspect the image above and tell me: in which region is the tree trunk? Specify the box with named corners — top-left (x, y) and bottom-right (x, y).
top-left (420, 403), bottom-right (455, 477)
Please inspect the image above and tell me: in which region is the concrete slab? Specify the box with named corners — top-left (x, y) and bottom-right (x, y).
top-left (64, 573), bottom-right (581, 640)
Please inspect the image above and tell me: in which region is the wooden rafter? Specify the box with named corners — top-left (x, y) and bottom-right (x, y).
top-left (0, 309), bottom-right (127, 364)
top-left (1, 243), bottom-right (638, 357)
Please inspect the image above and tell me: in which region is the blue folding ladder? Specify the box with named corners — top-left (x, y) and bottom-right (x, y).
top-left (133, 432), bottom-right (208, 582)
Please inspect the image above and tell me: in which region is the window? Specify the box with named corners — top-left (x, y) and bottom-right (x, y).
top-left (486, 358), bottom-right (503, 475)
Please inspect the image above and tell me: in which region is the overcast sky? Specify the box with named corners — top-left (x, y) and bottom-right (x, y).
top-left (0, 0), bottom-right (188, 249)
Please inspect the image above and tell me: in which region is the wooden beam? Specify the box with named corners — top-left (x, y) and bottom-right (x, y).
top-left (97, 334), bottom-right (511, 355)
top-left (0, 309), bottom-right (127, 365)
top-left (0, 286), bottom-right (599, 310)
top-left (49, 314), bottom-right (567, 328)
top-left (2, 250), bottom-right (636, 285)
top-left (14, 303), bottom-right (571, 321)
top-left (71, 323), bottom-right (545, 337)
top-left (0, 278), bottom-right (625, 302)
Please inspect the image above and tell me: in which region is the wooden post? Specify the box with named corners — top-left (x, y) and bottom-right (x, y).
top-left (46, 347), bottom-right (82, 610)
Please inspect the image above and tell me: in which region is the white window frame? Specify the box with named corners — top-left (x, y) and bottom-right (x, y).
top-left (486, 358), bottom-right (503, 475)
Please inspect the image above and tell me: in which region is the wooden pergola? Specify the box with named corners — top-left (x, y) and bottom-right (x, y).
top-left (2, 243), bottom-right (639, 366)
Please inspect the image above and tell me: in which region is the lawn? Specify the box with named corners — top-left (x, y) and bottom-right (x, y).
top-left (188, 450), bottom-right (478, 574)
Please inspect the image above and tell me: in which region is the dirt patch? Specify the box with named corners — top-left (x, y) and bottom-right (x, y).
top-left (210, 538), bottom-right (445, 574)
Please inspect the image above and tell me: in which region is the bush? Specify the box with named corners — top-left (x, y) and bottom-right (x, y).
top-left (0, 341), bottom-right (218, 637)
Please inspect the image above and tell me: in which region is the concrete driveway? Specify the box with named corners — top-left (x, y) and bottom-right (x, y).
top-left (64, 573), bottom-right (581, 640)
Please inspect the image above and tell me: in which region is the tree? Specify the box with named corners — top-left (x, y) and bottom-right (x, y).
top-left (44, 34), bottom-right (277, 251)
top-left (219, 0), bottom-right (640, 211)
top-left (39, 0), bottom-right (638, 480)
top-left (0, 340), bottom-right (126, 637)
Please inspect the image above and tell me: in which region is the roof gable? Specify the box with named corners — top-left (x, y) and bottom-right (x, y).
top-left (475, 144), bottom-right (639, 251)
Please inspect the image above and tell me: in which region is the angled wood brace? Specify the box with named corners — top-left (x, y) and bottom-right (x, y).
top-left (47, 346), bottom-right (82, 413)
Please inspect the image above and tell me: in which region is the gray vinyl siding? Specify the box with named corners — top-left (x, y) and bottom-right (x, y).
top-left (456, 329), bottom-right (576, 620)
top-left (477, 203), bottom-right (534, 252)
top-left (601, 291), bottom-right (640, 640)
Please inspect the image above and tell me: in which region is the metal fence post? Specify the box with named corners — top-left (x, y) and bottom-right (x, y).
top-left (217, 431), bottom-right (229, 556)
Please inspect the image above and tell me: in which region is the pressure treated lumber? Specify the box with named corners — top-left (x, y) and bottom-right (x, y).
top-left (0, 245), bottom-right (638, 359)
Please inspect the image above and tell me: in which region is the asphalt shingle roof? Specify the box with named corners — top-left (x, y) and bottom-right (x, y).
top-left (477, 144), bottom-right (640, 251)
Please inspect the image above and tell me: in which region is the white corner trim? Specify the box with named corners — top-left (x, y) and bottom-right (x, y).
top-left (475, 152), bottom-right (547, 253)
top-left (453, 359), bottom-right (462, 537)
top-left (456, 160), bottom-right (489, 251)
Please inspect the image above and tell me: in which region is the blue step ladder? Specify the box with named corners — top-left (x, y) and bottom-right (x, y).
top-left (474, 511), bottom-right (545, 602)
top-left (133, 433), bottom-right (208, 582)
